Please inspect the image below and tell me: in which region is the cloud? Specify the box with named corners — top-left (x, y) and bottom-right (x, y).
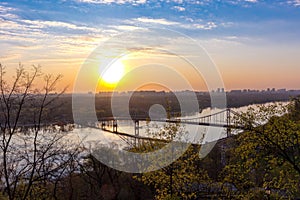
top-left (77, 0), bottom-right (147, 4)
top-left (181, 21), bottom-right (218, 30)
top-left (126, 17), bottom-right (218, 30)
top-left (194, 22), bottom-right (217, 30)
top-left (0, 53), bottom-right (21, 62)
top-left (226, 0), bottom-right (259, 6)
top-left (21, 19), bottom-right (101, 33)
top-left (244, 0), bottom-right (258, 2)
top-left (0, 5), bottom-right (19, 19)
top-left (287, 0), bottom-right (300, 6)
top-left (110, 25), bottom-right (141, 31)
top-left (0, 4), bottom-right (108, 67)
top-left (173, 6), bottom-right (185, 11)
top-left (134, 17), bottom-right (179, 25)
top-left (0, 5), bottom-right (16, 12)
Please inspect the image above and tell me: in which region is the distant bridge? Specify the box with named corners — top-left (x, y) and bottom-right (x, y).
top-left (95, 108), bottom-right (245, 146)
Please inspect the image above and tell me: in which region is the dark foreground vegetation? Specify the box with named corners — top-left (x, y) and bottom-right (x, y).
top-left (0, 65), bottom-right (300, 199)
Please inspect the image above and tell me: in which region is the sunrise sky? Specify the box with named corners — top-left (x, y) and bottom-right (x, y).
top-left (1, 0), bottom-right (300, 92)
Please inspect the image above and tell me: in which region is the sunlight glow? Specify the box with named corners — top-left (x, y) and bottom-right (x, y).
top-left (102, 59), bottom-right (125, 84)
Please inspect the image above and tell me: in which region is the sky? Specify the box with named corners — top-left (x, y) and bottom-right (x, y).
top-left (0, 0), bottom-right (300, 92)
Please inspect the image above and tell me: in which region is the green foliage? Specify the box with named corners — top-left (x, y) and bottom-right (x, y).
top-left (163, 194), bottom-right (181, 200)
top-left (223, 100), bottom-right (300, 198)
top-left (132, 121), bottom-right (211, 199)
top-left (290, 96), bottom-right (300, 121)
top-left (0, 193), bottom-right (8, 200)
top-left (134, 145), bottom-right (210, 200)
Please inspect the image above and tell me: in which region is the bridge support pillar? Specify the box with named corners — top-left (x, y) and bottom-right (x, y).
top-left (226, 108), bottom-right (231, 137)
top-left (101, 121), bottom-right (106, 130)
top-left (113, 120), bottom-right (117, 133)
top-left (134, 120), bottom-right (139, 147)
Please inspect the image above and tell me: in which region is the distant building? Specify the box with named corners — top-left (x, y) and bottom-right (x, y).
top-left (277, 88), bottom-right (286, 92)
top-left (230, 90), bottom-right (242, 93)
top-left (216, 88), bottom-right (225, 93)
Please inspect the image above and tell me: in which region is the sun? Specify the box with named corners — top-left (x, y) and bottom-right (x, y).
top-left (102, 59), bottom-right (125, 85)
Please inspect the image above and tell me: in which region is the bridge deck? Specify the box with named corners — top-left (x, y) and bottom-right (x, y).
top-left (85, 125), bottom-right (169, 143)
top-left (98, 118), bottom-right (244, 129)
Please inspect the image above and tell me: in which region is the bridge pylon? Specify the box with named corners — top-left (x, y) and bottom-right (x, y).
top-left (226, 108), bottom-right (232, 137)
top-left (101, 121), bottom-right (106, 130)
top-left (113, 120), bottom-right (118, 133)
top-left (134, 120), bottom-right (140, 147)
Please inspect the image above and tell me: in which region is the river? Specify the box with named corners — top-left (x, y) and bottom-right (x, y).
top-left (67, 101), bottom-right (289, 150)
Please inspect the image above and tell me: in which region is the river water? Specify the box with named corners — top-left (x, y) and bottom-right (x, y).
top-left (67, 101), bottom-right (289, 150)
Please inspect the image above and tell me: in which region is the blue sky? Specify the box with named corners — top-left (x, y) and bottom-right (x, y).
top-left (1, 0), bottom-right (300, 91)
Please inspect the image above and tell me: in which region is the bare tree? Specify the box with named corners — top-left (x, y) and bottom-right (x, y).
top-left (0, 63), bottom-right (80, 200)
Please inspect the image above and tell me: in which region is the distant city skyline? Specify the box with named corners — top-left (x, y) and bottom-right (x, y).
top-left (94, 87), bottom-right (299, 94)
top-left (1, 0), bottom-right (300, 92)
